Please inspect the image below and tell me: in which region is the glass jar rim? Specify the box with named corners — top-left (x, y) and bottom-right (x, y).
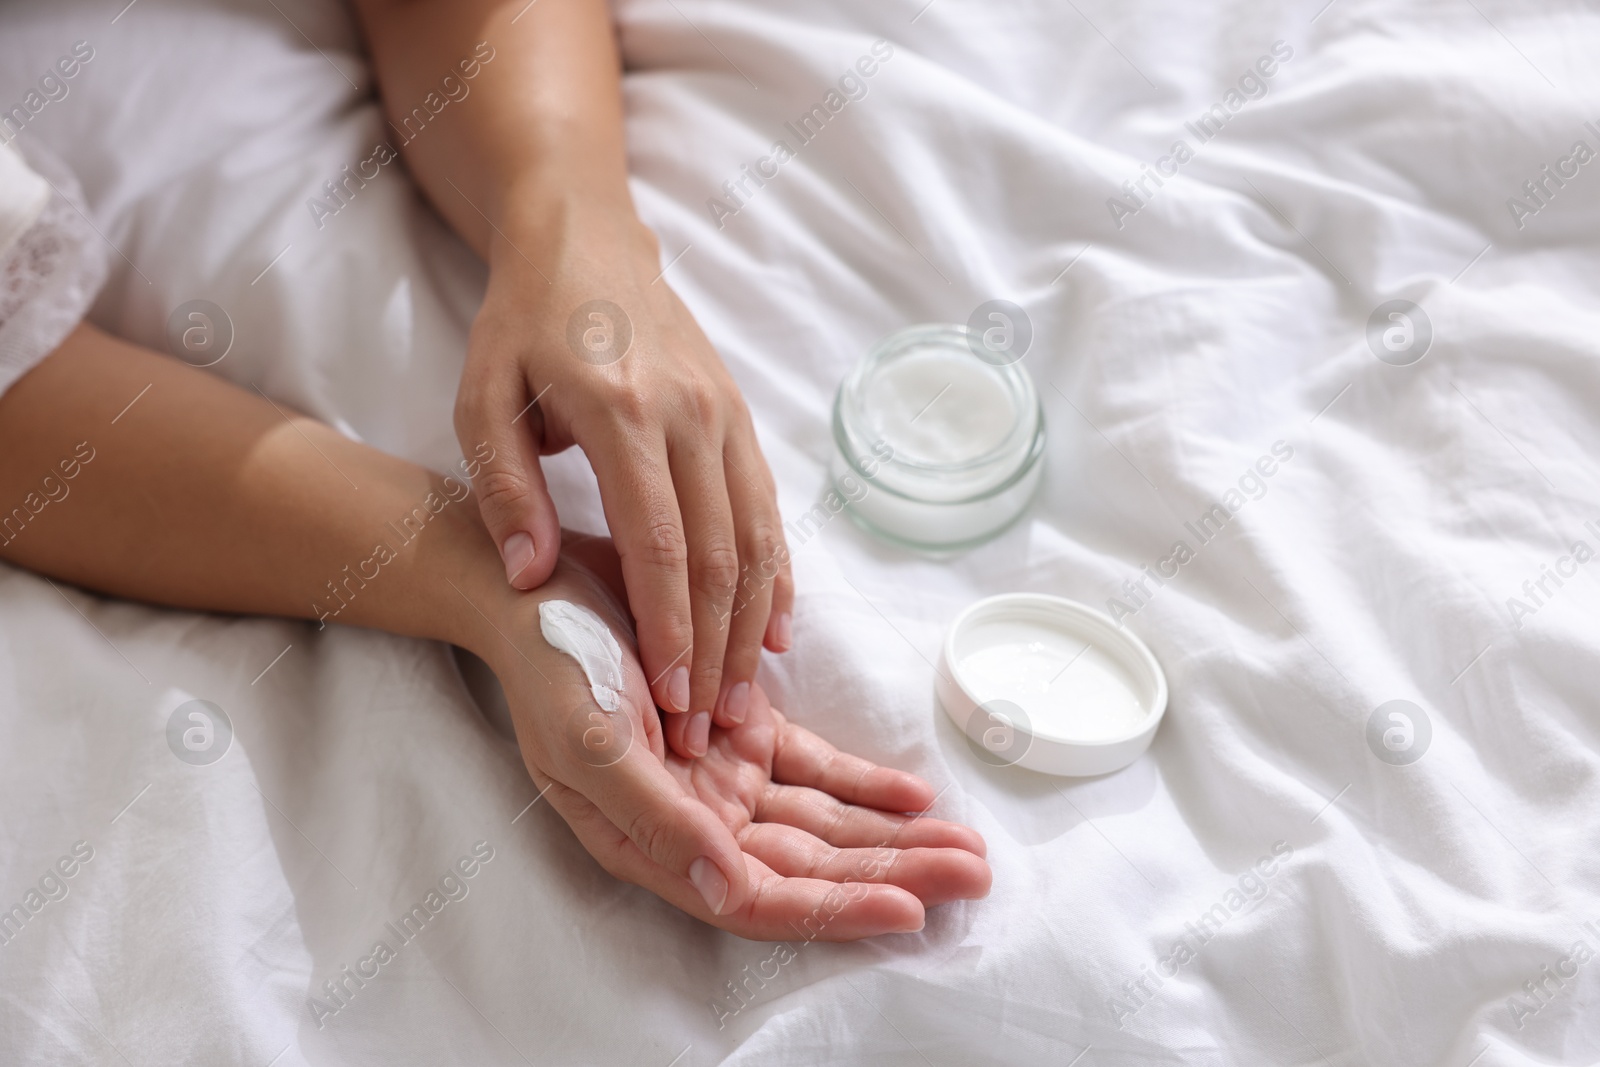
top-left (832, 400), bottom-right (1047, 506)
top-left (835, 322), bottom-right (1041, 477)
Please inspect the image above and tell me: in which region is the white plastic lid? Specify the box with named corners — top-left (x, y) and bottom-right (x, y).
top-left (936, 593), bottom-right (1168, 777)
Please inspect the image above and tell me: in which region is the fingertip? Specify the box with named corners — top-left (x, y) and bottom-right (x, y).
top-left (895, 816), bottom-right (987, 859)
top-left (942, 824), bottom-right (988, 860)
top-left (899, 849), bottom-right (992, 907)
top-left (917, 821), bottom-right (986, 859)
top-left (768, 555), bottom-right (794, 652)
top-left (942, 849), bottom-right (993, 901)
top-left (468, 402), bottom-right (560, 591)
top-left (764, 611), bottom-right (793, 653)
top-left (663, 709), bottom-right (696, 759)
top-left (667, 665), bottom-right (690, 713)
top-left (884, 771), bottom-right (936, 813)
top-left (879, 887), bottom-right (926, 934)
top-left (844, 768), bottom-right (935, 816)
top-left (503, 530), bottom-right (558, 590)
top-left (813, 885), bottom-right (924, 939)
top-left (686, 711), bottom-right (711, 757)
top-left (968, 854), bottom-right (994, 899)
top-left (689, 856), bottom-right (730, 915)
top-left (715, 680), bottom-right (751, 728)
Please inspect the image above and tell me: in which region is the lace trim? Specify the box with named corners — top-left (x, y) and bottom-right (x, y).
top-left (0, 143), bottom-right (108, 395)
top-left (0, 187), bottom-right (74, 325)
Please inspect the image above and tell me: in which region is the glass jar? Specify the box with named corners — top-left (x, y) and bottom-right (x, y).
top-left (830, 323), bottom-right (1045, 552)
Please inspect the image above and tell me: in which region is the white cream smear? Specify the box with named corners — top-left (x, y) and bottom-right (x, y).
top-left (957, 619), bottom-right (1147, 741)
top-left (539, 601), bottom-right (626, 712)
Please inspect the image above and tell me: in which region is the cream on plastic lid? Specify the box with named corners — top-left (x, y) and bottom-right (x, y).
top-left (936, 593), bottom-right (1168, 777)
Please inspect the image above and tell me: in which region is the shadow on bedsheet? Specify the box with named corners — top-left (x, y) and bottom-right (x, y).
top-left (936, 704), bottom-right (1160, 849)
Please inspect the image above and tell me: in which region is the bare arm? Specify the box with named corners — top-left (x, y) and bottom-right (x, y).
top-left (0, 323), bottom-right (511, 646)
top-left (351, 0), bottom-right (796, 759)
top-left (0, 327), bottom-right (988, 936)
top-left (349, 0), bottom-right (634, 258)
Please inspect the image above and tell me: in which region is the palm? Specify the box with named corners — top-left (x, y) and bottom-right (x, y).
top-left (508, 537), bottom-right (990, 941)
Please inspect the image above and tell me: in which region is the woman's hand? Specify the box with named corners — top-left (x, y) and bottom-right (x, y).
top-left (351, 0), bottom-right (793, 759)
top-left (553, 679), bottom-right (994, 940)
top-left (0, 323), bottom-right (983, 941)
top-left (487, 534), bottom-right (990, 940)
top-left (459, 214), bottom-right (793, 759)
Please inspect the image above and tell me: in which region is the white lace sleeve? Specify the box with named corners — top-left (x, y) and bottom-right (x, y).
top-left (0, 139), bottom-right (109, 397)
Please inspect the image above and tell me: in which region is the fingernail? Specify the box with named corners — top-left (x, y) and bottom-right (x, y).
top-left (725, 681), bottom-right (750, 724)
top-left (687, 710), bottom-right (711, 757)
top-left (688, 856), bottom-right (729, 915)
top-left (502, 532), bottom-right (535, 587)
top-left (777, 612), bottom-right (793, 651)
top-left (667, 666), bottom-right (690, 713)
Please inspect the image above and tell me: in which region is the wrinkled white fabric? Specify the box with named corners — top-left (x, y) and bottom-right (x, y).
top-left (1, 1), bottom-right (1599, 1065)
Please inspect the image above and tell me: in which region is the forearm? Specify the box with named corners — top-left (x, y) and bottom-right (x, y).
top-left (351, 0), bottom-right (646, 260)
top-left (349, 0), bottom-right (794, 748)
top-left (0, 325), bottom-right (516, 658)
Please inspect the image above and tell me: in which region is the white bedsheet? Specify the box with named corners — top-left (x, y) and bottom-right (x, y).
top-left (3, 0), bottom-right (1600, 1063)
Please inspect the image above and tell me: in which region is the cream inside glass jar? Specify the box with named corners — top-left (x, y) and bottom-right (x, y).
top-left (830, 324), bottom-right (1045, 552)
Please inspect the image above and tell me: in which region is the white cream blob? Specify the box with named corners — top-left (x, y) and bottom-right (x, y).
top-left (863, 346), bottom-right (1018, 468)
top-left (957, 618), bottom-right (1148, 742)
top-left (539, 600), bottom-right (626, 712)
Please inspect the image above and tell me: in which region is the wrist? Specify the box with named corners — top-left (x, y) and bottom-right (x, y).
top-left (415, 504), bottom-right (527, 663)
top-left (326, 463), bottom-right (522, 661)
top-left (460, 538), bottom-right (632, 687)
top-left (488, 186), bottom-right (659, 283)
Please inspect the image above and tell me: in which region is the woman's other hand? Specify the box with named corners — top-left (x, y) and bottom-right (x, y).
top-left (492, 535), bottom-right (990, 940)
top-left (351, 0), bottom-right (794, 758)
top-left (459, 216), bottom-right (793, 760)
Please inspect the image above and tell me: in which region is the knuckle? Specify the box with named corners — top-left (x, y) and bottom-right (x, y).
top-left (824, 802), bottom-right (852, 844)
top-left (826, 749), bottom-right (871, 795)
top-left (665, 375), bottom-right (723, 425)
top-left (638, 515), bottom-right (689, 571)
top-left (745, 523), bottom-right (786, 582)
top-left (692, 542), bottom-right (741, 600)
top-left (682, 381), bottom-right (720, 423)
top-left (472, 468), bottom-right (528, 524)
top-left (602, 381), bottom-right (653, 428)
top-left (622, 806), bottom-right (674, 865)
top-left (697, 665), bottom-right (725, 696)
